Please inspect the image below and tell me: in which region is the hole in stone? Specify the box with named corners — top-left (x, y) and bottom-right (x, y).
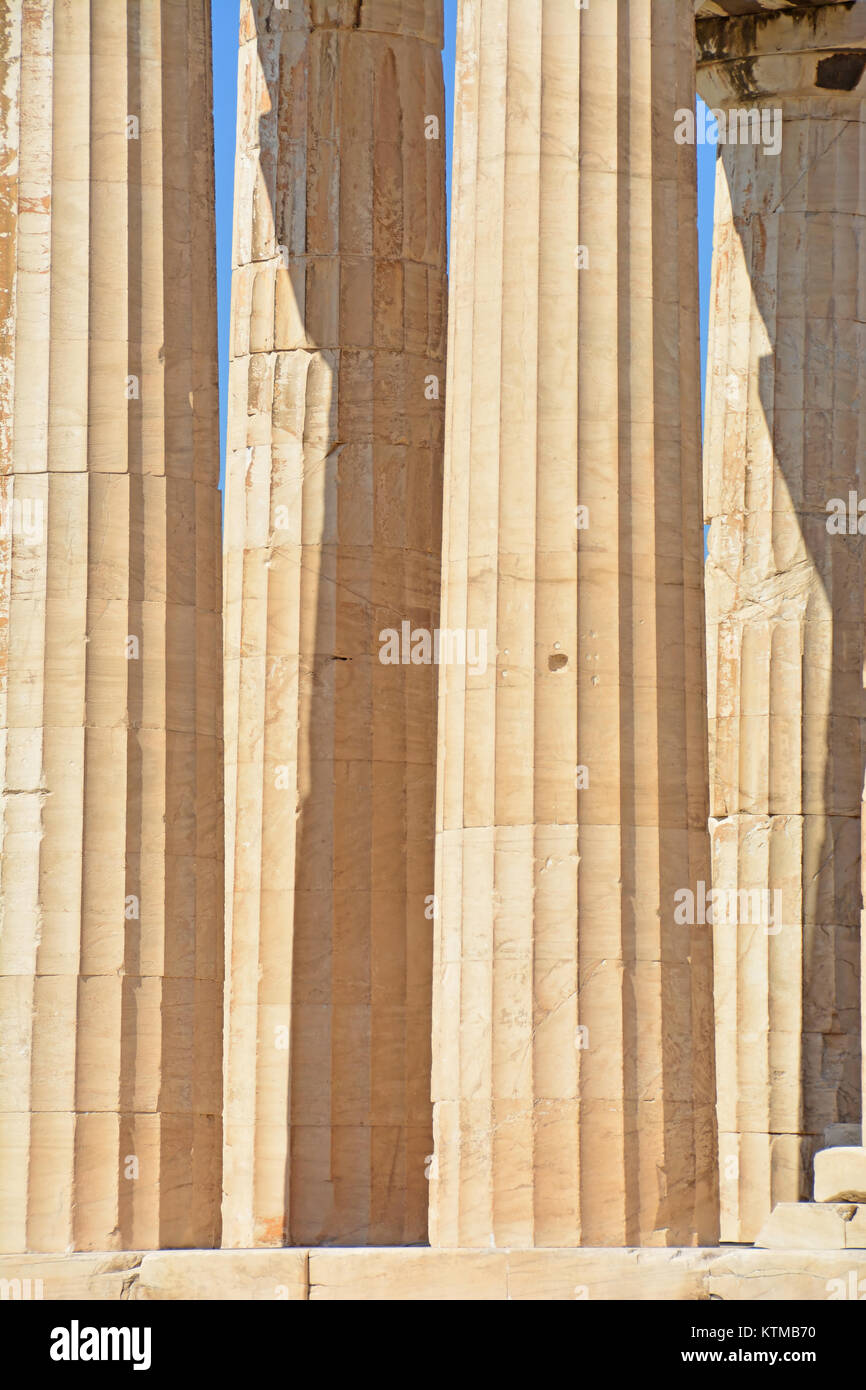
top-left (548, 653), bottom-right (568, 672)
top-left (816, 52), bottom-right (866, 91)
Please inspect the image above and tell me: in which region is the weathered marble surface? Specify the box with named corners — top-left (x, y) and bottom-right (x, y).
top-left (2, 1247), bottom-right (866, 1301)
top-left (429, 0), bottom-right (717, 1249)
top-left (695, 0), bottom-right (849, 16)
top-left (221, 0), bottom-right (446, 1248)
top-left (700, 1), bottom-right (866, 1242)
top-left (0, 0), bottom-right (224, 1255)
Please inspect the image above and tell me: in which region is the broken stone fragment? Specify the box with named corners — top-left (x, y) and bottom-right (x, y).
top-left (814, 1148), bottom-right (866, 1204)
top-left (755, 1201), bottom-right (866, 1251)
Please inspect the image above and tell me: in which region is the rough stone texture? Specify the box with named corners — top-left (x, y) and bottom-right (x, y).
top-left (429, 0), bottom-right (717, 1250)
top-left (708, 1248), bottom-right (866, 1298)
top-left (813, 1148), bottom-right (866, 1203)
top-left (503, 1250), bottom-right (713, 1303)
top-left (695, 1), bottom-right (850, 17)
top-left (699, 4), bottom-right (866, 1243)
top-left (0, 1253), bottom-right (142, 1301)
top-left (221, 0), bottom-right (446, 1247)
top-left (309, 1247), bottom-right (508, 1301)
top-left (133, 1249), bottom-right (307, 1301)
top-left (3, 1247), bottom-right (866, 1300)
top-left (0, 0), bottom-right (223, 1253)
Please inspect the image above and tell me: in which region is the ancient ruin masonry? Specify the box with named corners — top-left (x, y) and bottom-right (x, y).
top-left (0, 0), bottom-right (865, 1300)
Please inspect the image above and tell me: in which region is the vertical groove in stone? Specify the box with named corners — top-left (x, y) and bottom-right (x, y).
top-left (700, 8), bottom-right (865, 1243)
top-left (430, 0), bottom-right (717, 1250)
top-left (0, 0), bottom-right (223, 1254)
top-left (222, 0), bottom-right (446, 1247)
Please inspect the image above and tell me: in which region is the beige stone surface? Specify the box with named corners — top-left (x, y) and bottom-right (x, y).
top-left (755, 1202), bottom-right (866, 1250)
top-left (0, 0), bottom-right (224, 1253)
top-left (2, 0), bottom-right (862, 1284)
top-left (709, 1248), bottom-right (866, 1299)
top-left (0, 1253), bottom-right (142, 1301)
top-left (221, 0), bottom-right (446, 1247)
top-left (5, 1247), bottom-right (866, 1300)
top-left (309, 1248), bottom-right (507, 1301)
top-left (699, 5), bottom-right (866, 1243)
top-left (429, 0), bottom-right (717, 1249)
top-left (505, 1250), bottom-right (719, 1303)
top-left (133, 1249), bottom-right (307, 1301)
top-left (813, 1148), bottom-right (866, 1204)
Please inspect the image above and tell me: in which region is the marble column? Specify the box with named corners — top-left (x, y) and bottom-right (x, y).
top-left (699, 3), bottom-right (866, 1241)
top-left (429, 0), bottom-right (717, 1249)
top-left (0, 0), bottom-right (224, 1252)
top-left (222, 0), bottom-right (446, 1246)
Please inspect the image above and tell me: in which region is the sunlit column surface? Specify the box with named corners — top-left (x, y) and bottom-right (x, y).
top-left (0, 0), bottom-right (224, 1252)
top-left (429, 0), bottom-right (717, 1248)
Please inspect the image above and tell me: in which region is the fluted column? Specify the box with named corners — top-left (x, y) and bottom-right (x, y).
top-left (222, 0), bottom-right (446, 1246)
top-left (700, 4), bottom-right (866, 1241)
top-left (0, 0), bottom-right (223, 1253)
top-left (429, 0), bottom-right (717, 1249)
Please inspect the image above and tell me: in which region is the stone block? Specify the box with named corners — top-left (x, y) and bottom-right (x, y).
top-left (814, 1148), bottom-right (866, 1203)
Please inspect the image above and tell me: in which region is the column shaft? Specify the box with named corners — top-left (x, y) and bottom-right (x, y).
top-left (430, 0), bottom-right (717, 1249)
top-left (0, 0), bottom-right (224, 1252)
top-left (222, 0), bottom-right (446, 1246)
top-left (700, 5), bottom-right (866, 1241)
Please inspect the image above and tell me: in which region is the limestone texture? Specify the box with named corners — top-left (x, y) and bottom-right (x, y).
top-left (2, 0), bottom-right (865, 1290)
top-left (221, 0), bottom-right (447, 1247)
top-left (699, 2), bottom-right (866, 1243)
top-left (0, 0), bottom-right (223, 1253)
top-left (813, 1147), bottom-right (866, 1203)
top-left (2, 1245), bottom-right (866, 1301)
top-left (429, 0), bottom-right (717, 1249)
top-left (696, 1), bottom-right (851, 16)
top-left (755, 1201), bottom-right (866, 1250)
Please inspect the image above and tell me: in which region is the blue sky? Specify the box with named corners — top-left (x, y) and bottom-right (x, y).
top-left (211, 1), bottom-right (716, 490)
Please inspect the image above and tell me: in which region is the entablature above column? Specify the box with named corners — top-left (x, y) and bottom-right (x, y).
top-left (240, 0), bottom-right (443, 46)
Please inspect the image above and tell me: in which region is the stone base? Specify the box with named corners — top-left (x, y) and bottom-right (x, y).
top-left (2, 1247), bottom-right (866, 1300)
top-left (755, 1203), bottom-right (866, 1250)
